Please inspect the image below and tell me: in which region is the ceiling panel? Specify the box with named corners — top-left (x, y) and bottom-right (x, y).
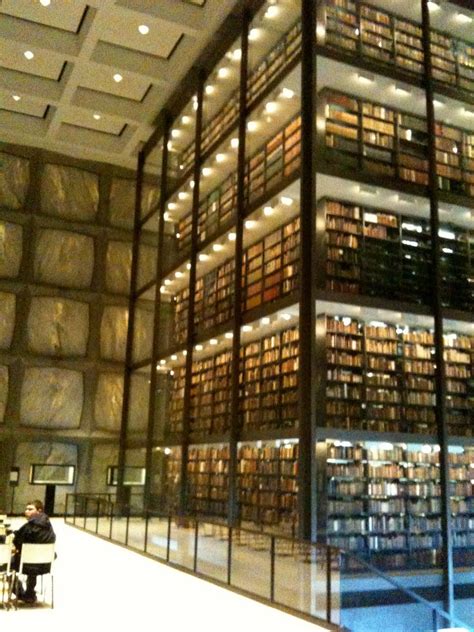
top-left (98, 10), bottom-right (184, 59)
top-left (0, 39), bottom-right (66, 80)
top-left (61, 109), bottom-right (126, 136)
top-left (0, 0), bottom-right (241, 169)
top-left (0, 0), bottom-right (88, 33)
top-left (0, 93), bottom-right (49, 118)
top-left (77, 62), bottom-right (152, 101)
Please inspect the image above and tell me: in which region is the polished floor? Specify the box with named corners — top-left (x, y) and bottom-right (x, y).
top-left (1, 519), bottom-right (330, 631)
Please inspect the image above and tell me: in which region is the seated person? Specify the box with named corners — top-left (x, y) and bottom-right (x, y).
top-left (12, 500), bottom-right (56, 603)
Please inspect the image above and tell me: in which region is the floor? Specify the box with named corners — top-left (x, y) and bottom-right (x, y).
top-left (1, 519), bottom-right (331, 632)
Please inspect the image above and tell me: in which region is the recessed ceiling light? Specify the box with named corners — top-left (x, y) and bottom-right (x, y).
top-left (228, 232), bottom-right (236, 241)
top-left (205, 85), bottom-right (215, 95)
top-left (24, 50), bottom-right (34, 60)
top-left (427, 1), bottom-right (440, 11)
top-left (455, 12), bottom-right (472, 24)
top-left (247, 121), bottom-right (258, 132)
top-left (260, 317), bottom-right (271, 326)
top-left (242, 325), bottom-right (253, 332)
top-left (264, 5), bottom-right (279, 18)
top-left (171, 129), bottom-right (181, 138)
top-left (245, 219), bottom-right (257, 229)
top-left (181, 115), bottom-right (191, 125)
top-left (263, 206), bottom-right (274, 216)
top-left (40, 0), bottom-right (51, 6)
top-left (113, 73), bottom-right (123, 83)
top-left (210, 338), bottom-right (218, 345)
top-left (280, 196), bottom-right (293, 206)
top-left (202, 167), bottom-right (212, 177)
top-left (265, 101), bottom-right (278, 113)
top-left (12, 94), bottom-right (21, 102)
top-left (217, 67), bottom-right (230, 79)
top-left (212, 243), bottom-right (224, 252)
top-left (138, 24), bottom-right (150, 35)
top-left (230, 137), bottom-right (239, 149)
top-left (93, 113), bottom-right (101, 120)
top-left (232, 49), bottom-right (242, 61)
top-left (249, 28), bottom-right (260, 41)
top-left (215, 153), bottom-right (226, 163)
top-left (280, 88), bottom-right (294, 99)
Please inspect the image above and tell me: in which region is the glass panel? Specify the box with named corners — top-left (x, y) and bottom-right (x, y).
top-left (146, 515), bottom-right (169, 559)
top-left (230, 528), bottom-right (271, 598)
top-left (126, 367), bottom-right (151, 441)
top-left (127, 517), bottom-right (146, 552)
top-left (168, 518), bottom-right (195, 570)
top-left (195, 521), bottom-right (229, 582)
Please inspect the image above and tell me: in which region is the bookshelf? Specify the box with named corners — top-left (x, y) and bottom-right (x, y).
top-left (240, 327), bottom-right (299, 433)
top-left (320, 89), bottom-right (474, 198)
top-left (319, 314), bottom-right (473, 437)
top-left (187, 445), bottom-right (229, 517)
top-left (324, 440), bottom-right (474, 569)
top-left (238, 442), bottom-right (298, 533)
top-left (321, 199), bottom-right (472, 312)
top-left (319, 0), bottom-right (474, 98)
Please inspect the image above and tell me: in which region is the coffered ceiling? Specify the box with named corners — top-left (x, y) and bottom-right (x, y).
top-left (0, 0), bottom-right (238, 170)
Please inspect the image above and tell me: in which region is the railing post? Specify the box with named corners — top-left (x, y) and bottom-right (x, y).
top-left (193, 520), bottom-right (199, 573)
top-left (83, 497), bottom-right (88, 529)
top-left (227, 526), bottom-right (233, 585)
top-left (270, 535), bottom-right (275, 603)
top-left (95, 499), bottom-right (99, 534)
top-left (109, 503), bottom-right (113, 540)
top-left (326, 545), bottom-right (332, 623)
top-left (166, 513), bottom-right (171, 562)
top-left (432, 608), bottom-right (438, 632)
top-left (144, 510), bottom-right (149, 553)
top-left (125, 506), bottom-right (130, 546)
top-left (73, 494), bottom-right (77, 525)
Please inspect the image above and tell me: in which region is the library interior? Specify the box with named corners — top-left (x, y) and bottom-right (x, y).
top-left (0, 1), bottom-right (473, 630)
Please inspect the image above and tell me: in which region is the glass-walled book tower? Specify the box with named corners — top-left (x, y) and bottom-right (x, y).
top-left (120, 0), bottom-right (473, 618)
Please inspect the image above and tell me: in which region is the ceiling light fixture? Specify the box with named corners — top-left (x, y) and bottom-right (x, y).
top-left (205, 85), bottom-right (215, 95)
top-left (249, 28), bottom-right (260, 41)
top-left (242, 325), bottom-right (253, 332)
top-left (265, 101), bottom-right (278, 114)
top-left (280, 196), bottom-right (293, 206)
top-left (356, 71), bottom-right (374, 85)
top-left (198, 253), bottom-right (210, 262)
top-left (260, 317), bottom-right (271, 326)
top-left (224, 332), bottom-right (233, 339)
top-left (171, 129), bottom-right (181, 138)
top-left (40, 0), bottom-right (51, 6)
top-left (280, 88), bottom-right (295, 99)
top-left (264, 5), bottom-right (279, 18)
top-left (215, 153), bottom-right (226, 163)
top-left (263, 205), bottom-right (274, 216)
top-left (113, 73), bottom-right (123, 83)
top-left (12, 94), bottom-right (21, 102)
top-left (138, 24), bottom-right (150, 35)
top-left (24, 50), bottom-right (34, 60)
top-left (245, 219), bottom-right (257, 229)
top-left (181, 115), bottom-right (191, 125)
top-left (202, 167), bottom-right (212, 177)
top-left (210, 338), bottom-right (218, 345)
top-left (212, 243), bottom-right (224, 252)
top-left (218, 67), bottom-right (230, 79)
top-left (232, 49), bottom-right (242, 61)
top-left (455, 12), bottom-right (472, 24)
top-left (93, 113), bottom-right (101, 120)
top-left (230, 137), bottom-right (239, 149)
top-left (427, 1), bottom-right (440, 11)
top-left (247, 121), bottom-right (258, 132)
top-left (228, 232), bottom-right (236, 241)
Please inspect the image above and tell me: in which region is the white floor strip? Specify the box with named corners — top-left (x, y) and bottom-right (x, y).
top-left (1, 519), bottom-right (330, 631)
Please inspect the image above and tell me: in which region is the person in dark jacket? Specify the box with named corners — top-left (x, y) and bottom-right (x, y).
top-left (12, 499), bottom-right (56, 603)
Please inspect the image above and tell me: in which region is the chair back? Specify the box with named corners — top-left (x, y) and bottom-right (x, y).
top-left (19, 543), bottom-right (55, 572)
top-left (0, 543), bottom-right (11, 572)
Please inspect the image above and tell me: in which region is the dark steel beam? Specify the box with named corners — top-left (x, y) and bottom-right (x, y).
top-left (420, 0), bottom-right (454, 618)
top-left (228, 7), bottom-right (250, 527)
top-left (298, 0), bottom-right (317, 541)
top-left (179, 70), bottom-right (205, 517)
top-left (143, 115), bottom-right (171, 512)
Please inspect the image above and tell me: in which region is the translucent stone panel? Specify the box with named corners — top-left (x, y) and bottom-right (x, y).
top-left (27, 297), bottom-right (89, 356)
top-left (94, 372), bottom-right (124, 432)
top-left (109, 178), bottom-right (158, 229)
top-left (142, 183), bottom-right (160, 220)
top-left (100, 306), bottom-right (128, 361)
top-left (128, 370), bottom-right (150, 433)
top-left (0, 292), bottom-right (15, 349)
top-left (41, 164), bottom-right (99, 222)
top-left (109, 177), bottom-right (135, 229)
top-left (133, 308), bottom-right (154, 363)
top-left (20, 367), bottom-right (83, 428)
top-left (0, 152), bottom-right (29, 209)
top-left (91, 444), bottom-right (119, 491)
top-left (137, 243), bottom-right (157, 289)
top-left (0, 366), bottom-right (8, 423)
top-left (105, 241), bottom-right (132, 295)
top-left (14, 442), bottom-right (77, 513)
top-left (34, 229), bottom-right (94, 288)
top-left (0, 221), bottom-right (22, 278)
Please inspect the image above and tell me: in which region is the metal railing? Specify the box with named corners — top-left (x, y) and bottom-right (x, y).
top-left (65, 493), bottom-right (472, 632)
